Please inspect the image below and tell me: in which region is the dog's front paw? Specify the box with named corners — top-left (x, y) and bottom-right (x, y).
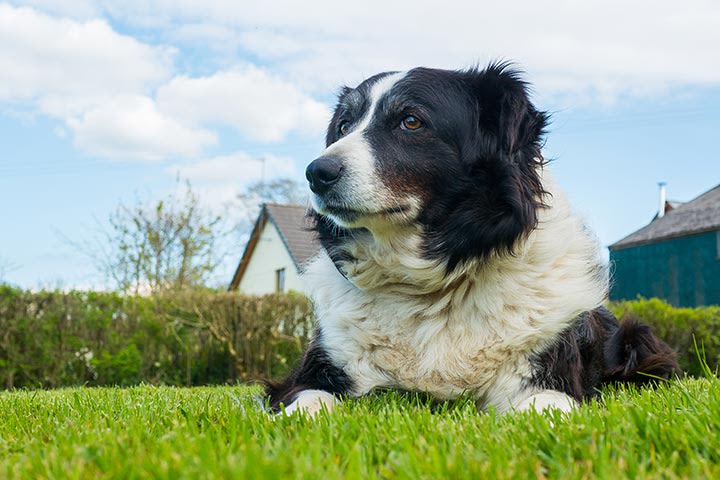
top-left (281, 389), bottom-right (338, 417)
top-left (514, 390), bottom-right (577, 413)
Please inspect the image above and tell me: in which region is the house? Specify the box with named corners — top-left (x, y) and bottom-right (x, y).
top-left (229, 203), bottom-right (320, 294)
top-left (609, 184), bottom-right (720, 307)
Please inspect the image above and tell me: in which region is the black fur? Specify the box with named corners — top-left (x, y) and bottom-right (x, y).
top-left (264, 331), bottom-right (353, 411)
top-left (603, 317), bottom-right (679, 383)
top-left (529, 307), bottom-right (679, 400)
top-left (421, 64), bottom-right (549, 270)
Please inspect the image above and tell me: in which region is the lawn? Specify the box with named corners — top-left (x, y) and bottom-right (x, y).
top-left (1, 378), bottom-right (718, 479)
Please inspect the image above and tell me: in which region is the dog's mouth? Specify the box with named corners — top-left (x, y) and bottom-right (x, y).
top-left (317, 203), bottom-right (412, 227)
top-left (325, 204), bottom-right (410, 217)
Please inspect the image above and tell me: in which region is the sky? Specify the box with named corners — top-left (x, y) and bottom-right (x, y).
top-left (1, 0), bottom-right (719, 289)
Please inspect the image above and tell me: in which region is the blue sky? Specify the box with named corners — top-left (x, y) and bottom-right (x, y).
top-left (1, 1), bottom-right (719, 289)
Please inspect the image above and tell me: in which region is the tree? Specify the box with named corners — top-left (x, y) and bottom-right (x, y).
top-left (96, 181), bottom-right (228, 294)
top-left (0, 255), bottom-right (17, 284)
top-left (235, 177), bottom-right (308, 236)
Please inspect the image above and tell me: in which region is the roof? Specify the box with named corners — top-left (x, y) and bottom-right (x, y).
top-left (666, 200), bottom-right (684, 211)
top-left (228, 203), bottom-right (320, 290)
top-left (610, 184), bottom-right (720, 250)
top-left (264, 203), bottom-right (320, 268)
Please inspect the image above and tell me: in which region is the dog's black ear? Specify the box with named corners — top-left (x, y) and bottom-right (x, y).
top-left (440, 65), bottom-right (549, 268)
top-left (423, 65), bottom-right (550, 271)
top-left (472, 62), bottom-right (548, 159)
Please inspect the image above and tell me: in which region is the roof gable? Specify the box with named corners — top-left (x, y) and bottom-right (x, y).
top-left (264, 203), bottom-right (320, 268)
top-left (228, 203), bottom-right (320, 290)
top-left (610, 184), bottom-right (720, 249)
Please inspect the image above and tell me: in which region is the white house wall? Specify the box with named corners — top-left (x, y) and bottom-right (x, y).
top-left (238, 220), bottom-right (304, 295)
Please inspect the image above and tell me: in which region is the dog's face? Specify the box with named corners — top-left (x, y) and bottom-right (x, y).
top-left (306, 64), bottom-right (548, 271)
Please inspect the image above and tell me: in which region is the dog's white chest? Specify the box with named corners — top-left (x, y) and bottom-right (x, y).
top-left (364, 326), bottom-right (512, 398)
top-left (319, 293), bottom-right (529, 400)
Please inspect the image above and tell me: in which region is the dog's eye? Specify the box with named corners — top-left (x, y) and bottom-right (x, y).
top-left (339, 121), bottom-right (351, 136)
top-left (401, 115), bottom-right (422, 131)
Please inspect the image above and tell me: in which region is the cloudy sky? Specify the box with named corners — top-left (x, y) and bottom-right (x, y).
top-left (1, 0), bottom-right (719, 288)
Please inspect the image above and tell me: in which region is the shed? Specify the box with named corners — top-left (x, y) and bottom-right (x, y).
top-left (609, 184), bottom-right (720, 306)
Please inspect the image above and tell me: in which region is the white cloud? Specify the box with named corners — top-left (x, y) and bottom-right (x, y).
top-left (166, 151), bottom-right (301, 209)
top-left (157, 66), bottom-right (331, 142)
top-left (90, 0), bottom-right (720, 101)
top-left (8, 0), bottom-right (99, 19)
top-left (1, 4), bottom-right (331, 160)
top-left (0, 4), bottom-right (172, 103)
top-left (4, 0), bottom-right (719, 162)
top-left (0, 4), bottom-right (219, 160)
top-left (67, 95), bottom-right (217, 160)
top-left (167, 151), bottom-right (298, 187)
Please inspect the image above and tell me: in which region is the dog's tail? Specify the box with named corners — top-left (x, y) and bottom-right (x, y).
top-left (603, 318), bottom-right (680, 384)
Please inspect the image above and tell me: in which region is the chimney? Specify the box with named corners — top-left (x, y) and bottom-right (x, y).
top-left (657, 182), bottom-right (667, 218)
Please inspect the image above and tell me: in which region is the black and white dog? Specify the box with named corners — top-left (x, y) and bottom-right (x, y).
top-left (266, 63), bottom-right (678, 415)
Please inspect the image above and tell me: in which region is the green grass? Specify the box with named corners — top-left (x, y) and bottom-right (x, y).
top-left (1, 378), bottom-right (718, 479)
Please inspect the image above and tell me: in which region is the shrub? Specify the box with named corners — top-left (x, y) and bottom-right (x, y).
top-left (609, 297), bottom-right (720, 377)
top-left (92, 345), bottom-right (144, 386)
top-left (0, 286), bottom-right (314, 389)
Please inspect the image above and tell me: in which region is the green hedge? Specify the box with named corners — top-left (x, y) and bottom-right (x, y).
top-left (0, 286), bottom-right (313, 389)
top-left (0, 286), bottom-right (717, 390)
top-left (609, 297), bottom-right (720, 377)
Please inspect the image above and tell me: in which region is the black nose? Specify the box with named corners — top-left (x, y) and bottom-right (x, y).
top-left (305, 156), bottom-right (343, 195)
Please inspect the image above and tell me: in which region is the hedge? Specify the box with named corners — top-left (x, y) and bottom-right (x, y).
top-left (609, 297), bottom-right (720, 377)
top-left (0, 286), bottom-right (313, 389)
top-left (0, 286), bottom-right (717, 390)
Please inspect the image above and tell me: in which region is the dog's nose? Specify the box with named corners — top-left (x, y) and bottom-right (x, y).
top-left (305, 156), bottom-right (343, 195)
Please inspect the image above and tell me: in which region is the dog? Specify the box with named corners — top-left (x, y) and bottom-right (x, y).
top-left (266, 63), bottom-right (679, 415)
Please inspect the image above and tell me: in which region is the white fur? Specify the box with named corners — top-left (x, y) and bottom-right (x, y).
top-left (303, 168), bottom-right (608, 414)
top-left (282, 390), bottom-right (338, 416)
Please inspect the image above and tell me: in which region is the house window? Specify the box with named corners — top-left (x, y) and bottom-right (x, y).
top-left (275, 268), bottom-right (286, 293)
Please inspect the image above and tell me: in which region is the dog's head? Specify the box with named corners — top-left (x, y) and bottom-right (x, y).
top-left (306, 63), bottom-right (548, 271)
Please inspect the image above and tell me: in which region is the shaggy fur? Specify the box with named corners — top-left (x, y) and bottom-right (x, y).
top-left (265, 63), bottom-right (678, 414)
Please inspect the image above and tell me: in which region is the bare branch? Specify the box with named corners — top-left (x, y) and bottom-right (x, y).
top-left (64, 178), bottom-right (231, 294)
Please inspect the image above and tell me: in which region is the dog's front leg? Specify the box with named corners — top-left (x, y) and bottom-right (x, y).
top-left (265, 333), bottom-right (352, 416)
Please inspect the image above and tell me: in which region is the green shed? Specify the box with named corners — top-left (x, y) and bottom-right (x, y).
top-left (609, 184), bottom-right (720, 307)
